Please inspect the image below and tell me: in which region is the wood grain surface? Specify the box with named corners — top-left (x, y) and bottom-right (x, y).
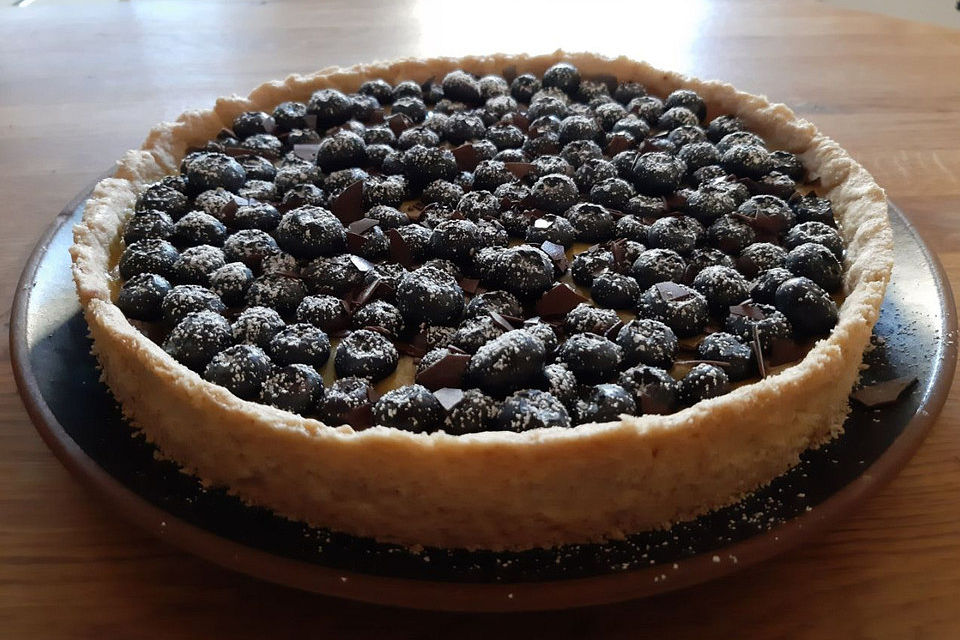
top-left (2, 0), bottom-right (959, 637)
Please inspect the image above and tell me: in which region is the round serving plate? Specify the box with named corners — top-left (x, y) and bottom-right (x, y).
top-left (10, 180), bottom-right (957, 612)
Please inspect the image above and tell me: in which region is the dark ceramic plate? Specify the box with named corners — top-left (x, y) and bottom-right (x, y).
top-left (10, 182), bottom-right (956, 612)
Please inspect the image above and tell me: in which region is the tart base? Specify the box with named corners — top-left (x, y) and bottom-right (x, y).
top-left (71, 52), bottom-right (892, 551)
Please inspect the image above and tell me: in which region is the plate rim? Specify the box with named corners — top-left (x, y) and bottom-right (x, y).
top-left (9, 183), bottom-right (958, 612)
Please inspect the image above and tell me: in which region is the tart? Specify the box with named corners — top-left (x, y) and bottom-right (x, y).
top-left (70, 52), bottom-right (892, 551)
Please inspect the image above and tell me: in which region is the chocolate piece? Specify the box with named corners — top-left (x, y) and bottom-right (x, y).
top-left (605, 133), bottom-right (633, 156)
top-left (218, 195), bottom-right (249, 224)
top-left (674, 359), bottom-right (730, 368)
top-left (750, 323), bottom-right (767, 378)
top-left (729, 302), bottom-right (766, 320)
top-left (851, 377), bottom-right (917, 407)
top-left (452, 143), bottom-right (481, 171)
top-left (386, 113), bottom-right (414, 136)
top-left (459, 277), bottom-right (481, 295)
top-left (329, 180), bottom-right (364, 224)
top-left (504, 162), bottom-right (535, 180)
top-left (292, 144), bottom-right (321, 162)
top-left (346, 232), bottom-right (367, 254)
top-left (603, 320), bottom-right (624, 341)
top-left (387, 228), bottom-right (415, 268)
top-left (487, 311), bottom-right (516, 333)
top-left (539, 240), bottom-right (569, 272)
top-left (343, 403), bottom-right (374, 430)
top-left (434, 387), bottom-right (466, 411)
top-left (347, 218), bottom-right (380, 235)
top-left (535, 283), bottom-right (589, 317)
top-left (664, 193), bottom-right (688, 211)
top-left (415, 353), bottom-right (471, 390)
top-left (768, 337), bottom-right (807, 366)
top-left (655, 281), bottom-right (694, 302)
top-left (348, 254), bottom-right (376, 272)
top-left (502, 112), bottom-right (530, 131)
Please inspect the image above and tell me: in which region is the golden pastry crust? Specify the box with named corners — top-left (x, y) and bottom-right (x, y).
top-left (70, 52), bottom-right (893, 551)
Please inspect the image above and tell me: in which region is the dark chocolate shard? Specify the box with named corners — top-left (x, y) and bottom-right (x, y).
top-left (348, 254), bottom-right (376, 272)
top-left (504, 162), bottom-right (534, 180)
top-left (452, 143), bottom-right (481, 171)
top-left (416, 353), bottom-right (471, 390)
top-left (346, 232), bottom-right (368, 254)
top-left (851, 377), bottom-right (918, 408)
top-left (387, 228), bottom-right (415, 268)
top-left (751, 323), bottom-right (767, 379)
top-left (329, 180), bottom-right (364, 224)
top-left (434, 387), bottom-right (466, 412)
top-left (458, 277), bottom-right (480, 295)
top-left (292, 144), bottom-right (320, 162)
top-left (674, 359), bottom-right (731, 369)
top-left (768, 338), bottom-right (807, 366)
top-left (386, 113), bottom-right (414, 136)
top-left (487, 311), bottom-right (516, 333)
top-left (605, 133), bottom-right (634, 156)
top-left (729, 302), bottom-right (766, 320)
top-left (535, 283), bottom-right (589, 317)
top-left (655, 281), bottom-right (693, 302)
top-left (604, 320), bottom-right (624, 341)
top-left (343, 403), bottom-right (373, 430)
top-left (347, 217), bottom-right (380, 235)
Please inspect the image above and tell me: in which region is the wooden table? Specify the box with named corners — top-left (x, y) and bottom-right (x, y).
top-left (2, 0), bottom-right (959, 636)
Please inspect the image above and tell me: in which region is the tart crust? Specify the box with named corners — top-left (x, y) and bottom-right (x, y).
top-left (70, 52), bottom-right (892, 551)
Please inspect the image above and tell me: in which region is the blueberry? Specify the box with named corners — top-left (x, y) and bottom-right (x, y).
top-left (174, 244), bottom-right (225, 286)
top-left (478, 74), bottom-right (509, 100)
top-left (471, 160), bottom-right (515, 192)
top-left (637, 283), bottom-right (709, 338)
top-left (396, 265), bottom-right (465, 325)
top-left (755, 171), bottom-right (797, 199)
top-left (352, 300), bottom-right (405, 337)
top-left (631, 152), bottom-right (686, 195)
top-left (559, 139), bottom-right (603, 168)
top-left (612, 115), bottom-right (650, 141)
top-left (203, 344), bottom-right (272, 400)
top-left (613, 81), bottom-right (646, 104)
top-left (334, 329), bottom-right (398, 381)
top-left (564, 303), bottom-right (620, 336)
top-left (116, 273), bottom-right (172, 321)
top-left (230, 306), bottom-right (283, 350)
top-left (497, 390), bottom-right (571, 431)
top-left (317, 376), bottom-right (374, 425)
top-left (684, 247), bottom-right (736, 281)
top-left (208, 262), bottom-right (253, 306)
top-left (274, 206), bottom-right (346, 258)
top-left (493, 148), bottom-right (528, 163)
top-left (737, 194), bottom-right (795, 233)
top-left (359, 78), bottom-right (394, 104)
top-left (119, 238), bottom-right (180, 280)
top-left (135, 183), bottom-right (189, 218)
top-left (396, 126), bottom-right (438, 151)
top-left (721, 144), bottom-right (772, 179)
top-left (677, 363), bottom-right (730, 405)
top-left (324, 168), bottom-right (368, 197)
top-left (393, 80), bottom-right (423, 101)
top-left (163, 310), bottom-right (233, 372)
top-left (315, 130), bottom-right (367, 172)
top-left (260, 364), bottom-right (325, 415)
top-left (614, 215), bottom-right (650, 243)
top-left (538, 362), bottom-right (577, 411)
top-left (557, 333), bottom-right (623, 384)
top-left (232, 202), bottom-right (281, 232)
top-left (302, 254), bottom-right (365, 296)
top-left (691, 164), bottom-right (728, 186)
top-left (475, 218), bottom-right (510, 249)
top-left (685, 183), bottom-right (737, 224)
top-left (775, 276), bottom-right (839, 336)
top-left (451, 315), bottom-right (505, 354)
top-left (558, 114), bottom-right (600, 145)
top-left (525, 214), bottom-right (577, 247)
top-left (124, 211), bottom-right (174, 245)
top-left (510, 73), bottom-right (541, 102)
top-left (441, 70), bottom-right (482, 105)
top-left (542, 62), bottom-right (581, 95)
top-left (574, 158), bottom-right (618, 192)
top-left (617, 365), bottom-right (677, 414)
top-left (631, 248), bottom-right (686, 288)
top-left (770, 150), bottom-right (805, 181)
top-left (391, 96), bottom-right (428, 123)
top-left (222, 229), bottom-right (279, 270)
top-left (260, 252), bottom-right (299, 277)
top-left (668, 125), bottom-right (707, 148)
top-left (737, 242), bottom-right (787, 278)
top-left (565, 202), bottom-right (615, 242)
top-left (577, 383), bottom-right (636, 423)
top-left (486, 245), bottom-right (554, 299)
top-left (697, 332), bottom-right (754, 381)
top-left (467, 329), bottom-right (546, 395)
top-left (627, 95), bottom-right (664, 126)
top-left (785, 242), bottom-right (843, 292)
top-left (785, 221), bottom-right (844, 259)
top-left (647, 216), bottom-right (703, 253)
top-left (716, 131), bottom-right (766, 154)
top-left (749, 267), bottom-right (794, 304)
top-left (295, 294), bottom-right (349, 332)
top-left (240, 133), bottom-right (283, 157)
top-left (443, 112), bottom-right (486, 144)
top-left (238, 179), bottom-right (278, 202)
top-left (595, 102), bottom-right (629, 131)
top-left (692, 265), bottom-right (749, 315)
top-left (706, 115), bottom-right (744, 143)
top-left (707, 215), bottom-right (756, 255)
top-left (161, 284), bottom-right (224, 325)
top-left (591, 272), bottom-right (640, 309)
top-left (443, 389), bottom-right (500, 434)
top-left (665, 89), bottom-right (707, 121)
top-left (392, 224), bottom-right (434, 261)
top-left (284, 183), bottom-right (329, 210)
top-left (615, 318), bottom-right (678, 368)
top-left (791, 193), bottom-right (836, 226)
top-left (184, 152), bottom-right (246, 196)
top-left (590, 177), bottom-right (635, 210)
top-left (657, 106), bottom-right (699, 130)
top-left (371, 384), bottom-right (444, 432)
top-left (244, 274), bottom-right (306, 318)
top-left (623, 193), bottom-right (667, 217)
top-left (306, 88), bottom-right (354, 128)
top-left (269, 323), bottom-right (331, 369)
top-left (464, 290), bottom-right (522, 319)
top-left (571, 247), bottom-right (614, 286)
top-left (457, 190), bottom-right (500, 220)
top-left (530, 173), bottom-right (579, 214)
top-left (724, 303), bottom-right (792, 352)
top-left (401, 144), bottom-right (458, 188)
